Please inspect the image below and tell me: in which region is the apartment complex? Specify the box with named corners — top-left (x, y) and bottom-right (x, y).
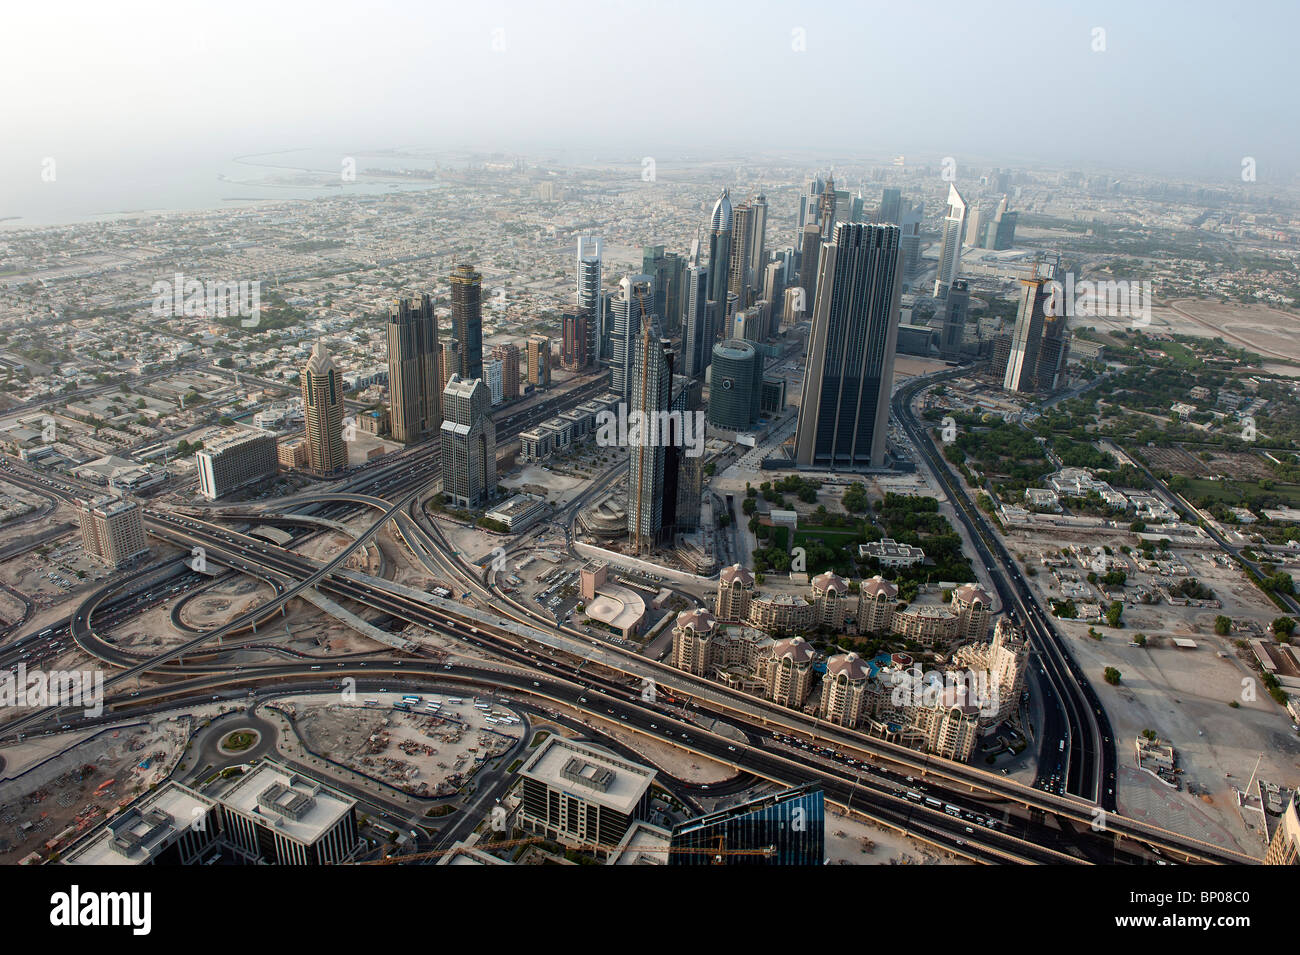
top-left (77, 494), bottom-right (149, 569)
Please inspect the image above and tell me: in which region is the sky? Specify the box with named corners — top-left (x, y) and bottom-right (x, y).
top-left (2, 0), bottom-right (1297, 191)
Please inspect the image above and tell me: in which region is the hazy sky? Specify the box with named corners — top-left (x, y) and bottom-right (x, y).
top-left (3, 0), bottom-right (1297, 182)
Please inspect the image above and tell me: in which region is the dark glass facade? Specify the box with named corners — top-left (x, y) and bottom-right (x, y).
top-left (668, 785), bottom-right (824, 865)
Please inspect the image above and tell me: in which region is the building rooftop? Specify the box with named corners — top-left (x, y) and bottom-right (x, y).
top-left (62, 782), bottom-right (217, 865)
top-left (518, 737), bottom-right (655, 816)
top-left (219, 759), bottom-right (354, 844)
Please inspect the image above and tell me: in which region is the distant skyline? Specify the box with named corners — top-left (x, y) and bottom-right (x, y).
top-left (2, 0), bottom-right (1298, 224)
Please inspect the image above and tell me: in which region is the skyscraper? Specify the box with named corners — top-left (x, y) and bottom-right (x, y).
top-left (941, 280), bottom-right (970, 360)
top-left (642, 245), bottom-right (686, 334)
top-left (439, 338), bottom-right (461, 396)
top-left (440, 374), bottom-right (496, 508)
top-left (527, 335), bottom-right (551, 388)
top-left (728, 200), bottom-right (755, 309)
top-left (386, 294), bottom-right (440, 444)
top-left (577, 236), bottom-right (603, 360)
top-left (492, 342), bottom-right (521, 401)
top-left (762, 260), bottom-right (786, 337)
top-left (669, 784), bottom-right (825, 866)
top-left (609, 275), bottom-right (654, 401)
top-left (682, 264), bottom-right (714, 380)
top-left (301, 342), bottom-right (346, 475)
top-left (988, 196), bottom-right (1018, 250)
top-left (899, 202), bottom-right (923, 279)
top-left (794, 223), bottom-right (902, 470)
top-left (818, 174), bottom-right (838, 241)
top-left (748, 194), bottom-right (768, 298)
top-left (561, 306), bottom-right (589, 370)
top-left (1003, 276), bottom-right (1065, 393)
top-left (933, 184), bottom-right (968, 297)
top-left (878, 187), bottom-right (902, 225)
top-left (794, 173), bottom-right (825, 255)
top-left (706, 190), bottom-right (732, 316)
top-left (627, 313), bottom-right (671, 555)
top-left (798, 223), bottom-right (822, 310)
top-left (449, 264), bottom-right (483, 380)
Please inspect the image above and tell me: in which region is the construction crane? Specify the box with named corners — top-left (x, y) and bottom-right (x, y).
top-left (356, 836), bottom-right (777, 864)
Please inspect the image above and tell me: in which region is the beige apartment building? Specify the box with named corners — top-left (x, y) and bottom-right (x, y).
top-left (78, 495), bottom-right (149, 569)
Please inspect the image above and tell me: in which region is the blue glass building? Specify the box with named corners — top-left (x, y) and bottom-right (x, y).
top-left (668, 784), bottom-right (824, 865)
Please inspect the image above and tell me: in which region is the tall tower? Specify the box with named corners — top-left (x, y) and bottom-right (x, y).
top-left (1003, 276), bottom-right (1050, 393)
top-left (795, 173), bottom-right (826, 254)
top-left (527, 335), bottom-right (551, 387)
top-left (682, 264), bottom-right (713, 380)
top-left (728, 201), bottom-right (754, 309)
top-left (609, 275), bottom-right (654, 401)
top-left (301, 342), bottom-right (346, 475)
top-left (386, 294), bottom-right (440, 444)
top-left (439, 374), bottom-right (496, 508)
top-left (577, 237), bottom-right (602, 360)
top-left (794, 223), bottom-right (902, 470)
top-left (561, 307), bottom-right (589, 370)
top-left (627, 313), bottom-right (671, 555)
top-left (491, 342), bottom-right (520, 400)
top-left (933, 184), bottom-right (968, 297)
top-left (878, 188), bottom-right (902, 225)
top-left (798, 223), bottom-right (822, 310)
top-left (748, 194), bottom-right (768, 298)
top-left (706, 190), bottom-right (732, 315)
top-left (449, 264), bottom-right (483, 381)
top-left (941, 280), bottom-right (970, 360)
top-left (818, 174), bottom-right (838, 242)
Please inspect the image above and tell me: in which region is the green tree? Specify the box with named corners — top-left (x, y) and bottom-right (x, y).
top-left (1103, 667), bottom-right (1122, 686)
top-left (1214, 615), bottom-right (1232, 636)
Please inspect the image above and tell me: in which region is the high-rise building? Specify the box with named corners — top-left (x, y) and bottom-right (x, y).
top-left (196, 429), bottom-right (278, 500)
top-left (386, 294), bottom-right (440, 444)
top-left (933, 184), bottom-right (968, 297)
top-left (642, 245), bottom-right (686, 334)
top-left (795, 173), bottom-right (825, 253)
top-left (682, 265), bottom-right (713, 380)
top-left (483, 358), bottom-right (504, 405)
top-left (715, 563), bottom-right (755, 621)
top-left (438, 338), bottom-right (461, 396)
top-left (748, 194), bottom-right (768, 298)
top-left (610, 275), bottom-right (655, 401)
top-left (577, 236), bottom-right (603, 360)
top-left (878, 187), bottom-right (902, 225)
top-left (449, 264), bottom-right (483, 380)
top-left (626, 313), bottom-right (671, 554)
top-left (794, 223), bottom-right (902, 470)
top-left (526, 335), bottom-right (551, 388)
top-left (729, 201), bottom-right (755, 309)
top-left (706, 190), bottom-right (732, 316)
top-left (491, 342), bottom-right (521, 401)
top-left (561, 307), bottom-right (590, 370)
top-left (1003, 276), bottom-right (1068, 394)
top-left (762, 260), bottom-right (786, 336)
top-left (440, 374), bottom-right (496, 508)
top-left (731, 308), bottom-right (763, 343)
top-left (988, 196), bottom-right (1018, 250)
top-left (818, 174), bottom-right (838, 242)
top-left (301, 342), bottom-right (346, 475)
top-left (964, 204), bottom-right (984, 250)
top-left (78, 495), bottom-right (148, 569)
top-left (798, 223), bottom-right (822, 311)
top-left (899, 202), bottom-right (923, 279)
top-left (941, 280), bottom-right (970, 360)
top-left (668, 784), bottom-right (825, 866)
top-left (708, 339), bottom-right (763, 432)
top-left (671, 375), bottom-right (704, 534)
top-left (820, 653), bottom-right (871, 727)
top-left (217, 758), bottom-right (360, 866)
top-left (1265, 790), bottom-right (1300, 865)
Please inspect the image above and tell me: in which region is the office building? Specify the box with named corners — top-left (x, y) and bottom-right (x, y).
top-left (195, 429), bottom-right (278, 500)
top-left (386, 294), bottom-right (441, 444)
top-left (818, 175), bottom-right (838, 241)
top-left (483, 358), bottom-right (504, 405)
top-left (577, 236), bottom-right (603, 358)
top-left (1004, 276), bottom-right (1068, 393)
top-left (219, 758), bottom-right (359, 865)
top-left (794, 223), bottom-right (902, 470)
top-left (878, 187), bottom-right (902, 225)
top-left (562, 306), bottom-right (590, 370)
top-left (798, 223), bottom-right (822, 311)
top-left (729, 200), bottom-right (755, 308)
top-left (449, 264), bottom-right (483, 380)
top-left (682, 264), bottom-right (713, 379)
top-left (517, 736), bottom-right (656, 859)
top-left (439, 338), bottom-right (461, 396)
top-left (940, 280), bottom-right (970, 360)
top-left (964, 203), bottom-right (984, 249)
top-left (527, 335), bottom-right (551, 388)
top-left (492, 342), bottom-right (521, 401)
top-left (794, 173), bottom-right (825, 253)
top-left (626, 313), bottom-right (671, 554)
top-left (610, 275), bottom-right (655, 401)
top-left (706, 190), bottom-right (733, 315)
top-left (748, 194), bottom-right (768, 297)
top-left (669, 785), bottom-right (824, 866)
top-left (78, 495), bottom-right (149, 569)
top-left (933, 184), bottom-right (968, 297)
top-left (642, 245), bottom-right (685, 333)
top-left (301, 342), bottom-right (346, 475)
top-left (440, 374), bottom-right (496, 509)
top-left (61, 781), bottom-right (220, 865)
top-left (988, 196), bottom-right (1018, 250)
top-left (899, 202), bottom-right (923, 279)
top-left (762, 260), bottom-right (786, 335)
top-left (707, 339), bottom-right (763, 431)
